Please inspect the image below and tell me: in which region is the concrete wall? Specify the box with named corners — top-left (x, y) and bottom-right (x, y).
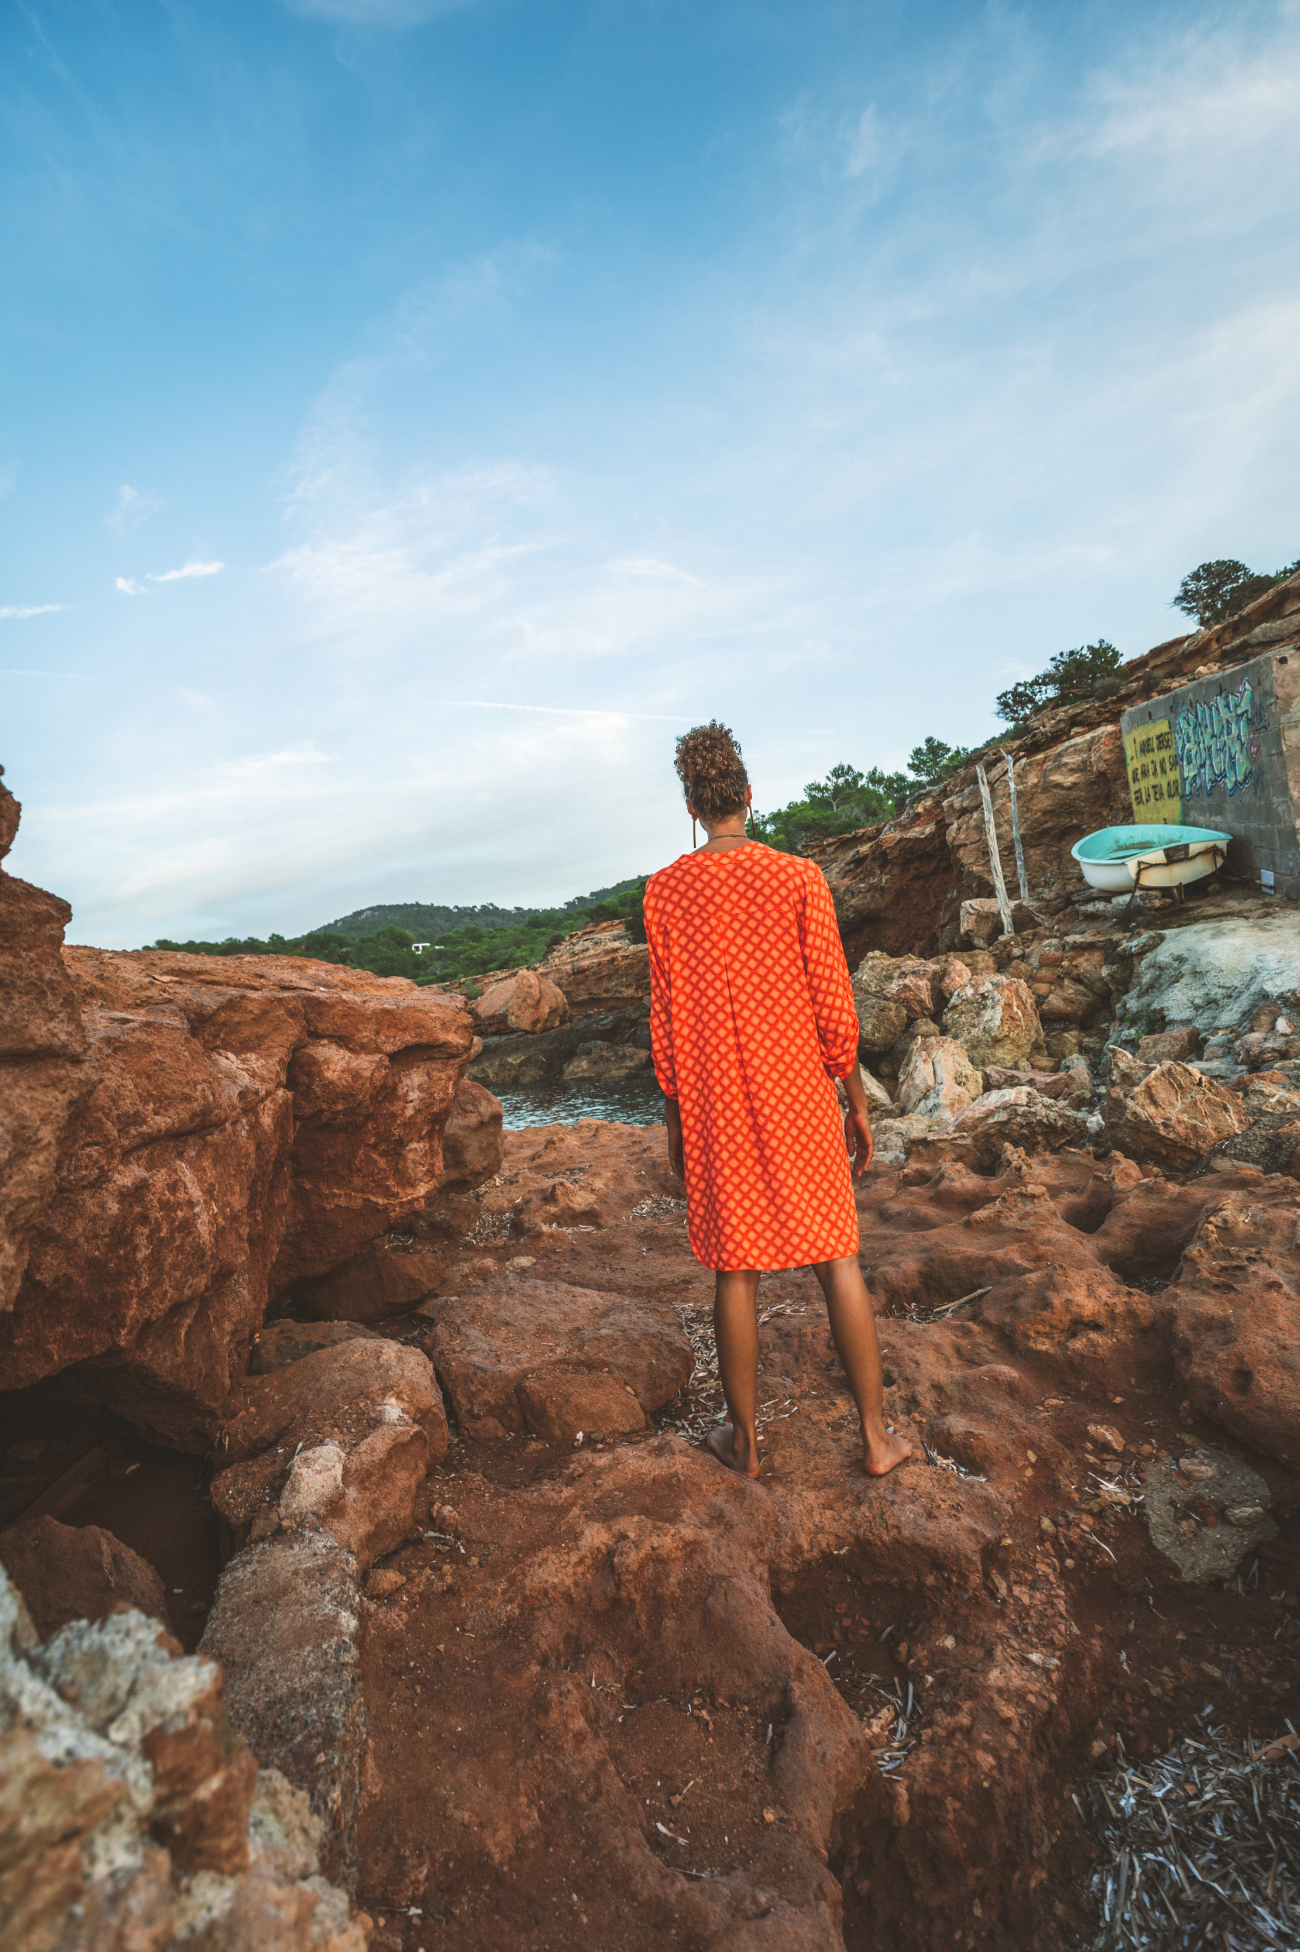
top-left (1121, 649), bottom-right (1300, 900)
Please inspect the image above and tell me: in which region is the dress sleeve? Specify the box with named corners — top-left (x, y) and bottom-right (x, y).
top-left (798, 865), bottom-right (859, 1080)
top-left (643, 881), bottom-right (678, 1100)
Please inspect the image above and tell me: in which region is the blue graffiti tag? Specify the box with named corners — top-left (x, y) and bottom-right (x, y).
top-left (1173, 676), bottom-right (1267, 800)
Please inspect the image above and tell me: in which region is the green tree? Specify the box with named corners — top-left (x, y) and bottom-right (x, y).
top-left (994, 639), bottom-right (1120, 725)
top-left (1173, 557), bottom-right (1299, 628)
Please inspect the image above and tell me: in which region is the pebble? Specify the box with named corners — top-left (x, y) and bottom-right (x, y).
top-left (1087, 1423), bottom-right (1125, 1454)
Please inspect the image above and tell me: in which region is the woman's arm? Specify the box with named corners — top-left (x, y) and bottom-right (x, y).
top-left (841, 1064), bottom-right (875, 1178)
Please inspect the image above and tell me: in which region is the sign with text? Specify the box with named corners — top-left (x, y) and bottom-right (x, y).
top-left (1124, 717), bottom-right (1183, 824)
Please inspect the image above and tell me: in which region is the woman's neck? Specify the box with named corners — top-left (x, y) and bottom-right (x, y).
top-left (698, 826), bottom-right (749, 851)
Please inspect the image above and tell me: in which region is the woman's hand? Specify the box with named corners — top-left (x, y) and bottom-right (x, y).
top-left (664, 1097), bottom-right (685, 1182)
top-left (845, 1108), bottom-right (874, 1177)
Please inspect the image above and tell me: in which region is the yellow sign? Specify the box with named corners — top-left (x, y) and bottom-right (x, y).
top-left (1124, 716), bottom-right (1183, 824)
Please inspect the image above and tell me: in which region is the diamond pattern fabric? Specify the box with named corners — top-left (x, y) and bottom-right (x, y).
top-left (644, 843), bottom-right (861, 1272)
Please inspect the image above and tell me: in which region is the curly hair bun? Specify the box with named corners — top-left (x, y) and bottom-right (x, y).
top-left (674, 720), bottom-right (749, 822)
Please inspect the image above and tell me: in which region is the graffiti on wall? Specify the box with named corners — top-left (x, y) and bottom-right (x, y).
top-left (1173, 675), bottom-right (1268, 802)
top-left (1125, 717), bottom-right (1183, 824)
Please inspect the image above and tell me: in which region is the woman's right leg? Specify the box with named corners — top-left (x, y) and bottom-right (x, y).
top-left (706, 1269), bottom-right (762, 1477)
top-left (810, 1255), bottom-right (913, 1477)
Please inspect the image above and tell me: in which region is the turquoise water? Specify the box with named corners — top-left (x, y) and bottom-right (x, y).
top-left (495, 1077), bottom-right (667, 1129)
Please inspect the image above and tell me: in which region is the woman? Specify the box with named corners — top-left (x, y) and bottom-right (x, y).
top-left (643, 721), bottom-right (911, 1481)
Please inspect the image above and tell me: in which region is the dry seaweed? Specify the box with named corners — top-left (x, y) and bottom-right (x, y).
top-left (1085, 1722), bottom-right (1299, 1949)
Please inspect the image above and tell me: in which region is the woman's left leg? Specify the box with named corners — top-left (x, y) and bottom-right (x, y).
top-left (706, 1269), bottom-right (761, 1477)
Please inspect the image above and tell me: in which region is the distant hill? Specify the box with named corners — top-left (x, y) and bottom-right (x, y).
top-left (319, 879), bottom-right (646, 942)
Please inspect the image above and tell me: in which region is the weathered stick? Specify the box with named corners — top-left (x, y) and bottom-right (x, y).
top-left (976, 763), bottom-right (1016, 938)
top-left (1002, 748), bottom-right (1029, 902)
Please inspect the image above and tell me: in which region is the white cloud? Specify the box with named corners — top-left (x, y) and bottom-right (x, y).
top-left (148, 560), bottom-right (225, 583)
top-left (0, 603), bottom-right (65, 619)
top-left (107, 484), bottom-right (160, 533)
top-left (115, 578), bottom-right (145, 596)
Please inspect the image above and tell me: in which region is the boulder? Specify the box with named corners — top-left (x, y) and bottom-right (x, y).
top-left (984, 1063), bottom-right (1093, 1108)
top-left (1105, 1060), bottom-right (1250, 1173)
top-left (958, 897), bottom-right (1042, 945)
top-left (295, 1241), bottom-right (448, 1323)
top-left (212, 1340), bottom-right (448, 1566)
top-left (561, 1040), bottom-right (653, 1081)
top-left (249, 1318), bottom-right (384, 1374)
top-left (1166, 1194), bottom-right (1300, 1465)
top-left (854, 992), bottom-right (908, 1055)
top-left (942, 974), bottom-right (1047, 1072)
top-left (0, 939), bottom-right (474, 1449)
top-left (941, 959), bottom-right (971, 1000)
top-left (1119, 913), bottom-right (1300, 1043)
top-left (200, 1531), bottom-right (368, 1888)
top-left (898, 1036), bottom-right (983, 1121)
top-left (536, 921), bottom-right (651, 1014)
top-left (1137, 1025), bottom-right (1203, 1063)
top-left (0, 1564), bottom-right (364, 1948)
top-left (419, 1277), bottom-right (692, 1442)
top-left (869, 1112), bottom-right (940, 1164)
top-left (878, 1015), bottom-right (942, 1079)
top-left (516, 1369), bottom-right (647, 1445)
top-left (436, 1075), bottom-right (504, 1190)
top-left (0, 802), bottom-right (91, 1315)
top-left (0, 1514), bottom-right (171, 1640)
top-left (934, 1087), bottom-right (1094, 1168)
top-left (470, 968), bottom-right (569, 1039)
top-left (883, 964), bottom-right (938, 1021)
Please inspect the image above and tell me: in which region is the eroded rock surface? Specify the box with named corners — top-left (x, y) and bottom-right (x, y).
top-left (0, 917), bottom-right (476, 1445)
top-left (0, 1514), bottom-right (172, 1641)
top-left (0, 1559), bottom-right (368, 1950)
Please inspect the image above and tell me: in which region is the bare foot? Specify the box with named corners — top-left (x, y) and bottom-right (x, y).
top-left (705, 1423), bottom-right (760, 1479)
top-left (863, 1426), bottom-right (914, 1477)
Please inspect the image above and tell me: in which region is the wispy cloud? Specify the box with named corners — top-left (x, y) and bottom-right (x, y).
top-left (0, 604), bottom-right (65, 619)
top-left (106, 484), bottom-right (160, 533)
top-left (149, 560), bottom-right (225, 583)
top-left (115, 562), bottom-right (224, 595)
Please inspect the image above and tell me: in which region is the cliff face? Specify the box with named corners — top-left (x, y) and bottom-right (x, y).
top-left (0, 786), bottom-right (478, 1450)
top-left (816, 572), bottom-right (1300, 961)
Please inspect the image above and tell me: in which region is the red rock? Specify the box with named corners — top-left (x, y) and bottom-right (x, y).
top-left (437, 1076), bottom-right (504, 1190)
top-left (516, 1368), bottom-right (646, 1444)
top-left (249, 1318), bottom-right (384, 1373)
top-left (471, 968), bottom-right (569, 1038)
top-left (1168, 1190), bottom-right (1300, 1466)
top-left (419, 1276), bottom-right (691, 1440)
top-left (0, 1514), bottom-right (171, 1639)
top-left (0, 942), bottom-right (474, 1448)
top-left (212, 1339), bottom-right (448, 1565)
top-left (536, 920), bottom-right (650, 1015)
top-left (296, 1242), bottom-right (448, 1322)
top-left (0, 776), bottom-right (90, 1315)
top-left (1106, 1059), bottom-right (1249, 1172)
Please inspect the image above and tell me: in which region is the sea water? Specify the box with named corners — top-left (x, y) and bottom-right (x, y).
top-left (494, 1076), bottom-right (666, 1129)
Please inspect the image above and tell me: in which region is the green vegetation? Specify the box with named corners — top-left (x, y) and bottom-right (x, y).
top-left (1172, 557), bottom-right (1299, 629)
top-left (993, 639), bottom-right (1121, 727)
top-left (147, 879), bottom-right (650, 986)
top-left (754, 741), bottom-right (981, 851)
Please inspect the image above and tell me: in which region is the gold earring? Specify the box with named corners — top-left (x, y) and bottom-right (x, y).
top-left (692, 816), bottom-right (698, 848)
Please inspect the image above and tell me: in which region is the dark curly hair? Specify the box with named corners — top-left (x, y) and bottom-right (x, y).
top-left (674, 720), bottom-right (749, 822)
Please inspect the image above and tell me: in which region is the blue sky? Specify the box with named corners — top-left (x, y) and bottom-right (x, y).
top-left (3, 0), bottom-right (1298, 945)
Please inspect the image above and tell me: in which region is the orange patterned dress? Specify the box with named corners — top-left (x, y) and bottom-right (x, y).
top-left (643, 843), bottom-right (861, 1272)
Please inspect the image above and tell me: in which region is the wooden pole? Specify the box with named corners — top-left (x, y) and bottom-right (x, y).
top-left (1002, 748), bottom-right (1029, 903)
top-left (976, 763), bottom-right (1016, 938)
